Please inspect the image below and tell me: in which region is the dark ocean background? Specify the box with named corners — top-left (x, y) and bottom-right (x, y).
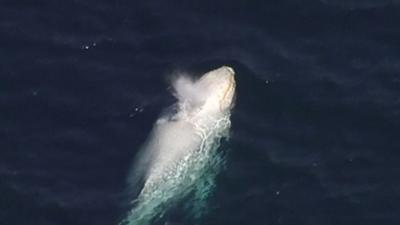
top-left (1, 0), bottom-right (400, 224)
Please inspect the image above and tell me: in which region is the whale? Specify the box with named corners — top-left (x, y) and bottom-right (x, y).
top-left (119, 66), bottom-right (236, 225)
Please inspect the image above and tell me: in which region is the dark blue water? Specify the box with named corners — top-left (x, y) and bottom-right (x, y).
top-left (1, 0), bottom-right (400, 224)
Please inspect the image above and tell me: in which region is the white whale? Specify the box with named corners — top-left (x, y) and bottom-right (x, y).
top-left (120, 66), bottom-right (236, 225)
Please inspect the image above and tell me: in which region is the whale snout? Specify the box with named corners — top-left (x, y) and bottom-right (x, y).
top-left (195, 66), bottom-right (236, 113)
top-left (222, 66), bottom-right (235, 75)
top-left (220, 66), bottom-right (236, 111)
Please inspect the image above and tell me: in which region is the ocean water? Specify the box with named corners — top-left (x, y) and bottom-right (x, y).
top-left (1, 0), bottom-right (400, 225)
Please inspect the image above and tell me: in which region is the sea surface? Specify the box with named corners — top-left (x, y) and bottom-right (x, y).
top-left (1, 0), bottom-right (400, 225)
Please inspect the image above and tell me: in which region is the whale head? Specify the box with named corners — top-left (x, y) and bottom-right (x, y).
top-left (172, 66), bottom-right (236, 117)
top-left (196, 66), bottom-right (236, 113)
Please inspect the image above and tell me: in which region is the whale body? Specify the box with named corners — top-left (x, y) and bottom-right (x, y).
top-left (120, 66), bottom-right (236, 225)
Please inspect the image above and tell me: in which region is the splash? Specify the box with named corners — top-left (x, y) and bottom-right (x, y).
top-left (172, 75), bottom-right (208, 109)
